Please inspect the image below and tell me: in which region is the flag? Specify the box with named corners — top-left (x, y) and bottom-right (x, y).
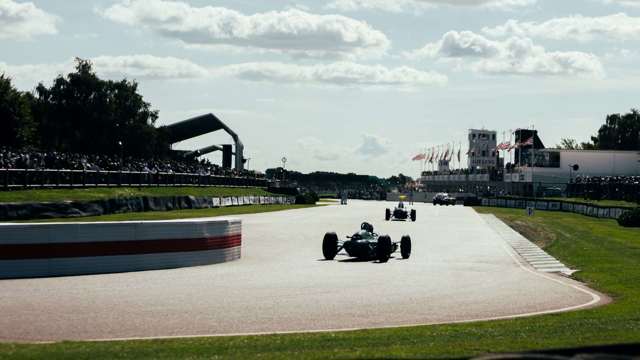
top-left (522, 137), bottom-right (534, 146)
top-left (412, 153), bottom-right (426, 161)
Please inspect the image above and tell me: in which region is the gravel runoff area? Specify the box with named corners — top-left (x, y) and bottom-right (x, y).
top-left (0, 201), bottom-right (605, 342)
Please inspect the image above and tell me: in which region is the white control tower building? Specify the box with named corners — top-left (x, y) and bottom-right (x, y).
top-left (468, 129), bottom-right (498, 171)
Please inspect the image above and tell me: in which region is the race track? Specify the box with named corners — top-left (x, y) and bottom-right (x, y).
top-left (0, 201), bottom-right (603, 342)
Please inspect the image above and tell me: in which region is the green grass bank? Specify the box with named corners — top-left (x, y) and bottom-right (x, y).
top-left (0, 186), bottom-right (274, 204)
top-left (1, 207), bottom-right (639, 359)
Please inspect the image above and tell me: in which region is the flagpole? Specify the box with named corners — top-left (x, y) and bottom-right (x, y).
top-left (532, 125), bottom-right (536, 199)
top-left (509, 129), bottom-right (513, 167)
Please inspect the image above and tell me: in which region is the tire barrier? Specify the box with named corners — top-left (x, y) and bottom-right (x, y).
top-left (480, 197), bottom-right (635, 220)
top-left (0, 218), bottom-right (241, 279)
top-left (0, 195), bottom-right (295, 222)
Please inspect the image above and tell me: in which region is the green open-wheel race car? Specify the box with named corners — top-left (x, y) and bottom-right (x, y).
top-left (322, 222), bottom-right (411, 263)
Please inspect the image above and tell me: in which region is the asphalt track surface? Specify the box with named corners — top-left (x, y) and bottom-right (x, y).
top-left (0, 201), bottom-right (604, 342)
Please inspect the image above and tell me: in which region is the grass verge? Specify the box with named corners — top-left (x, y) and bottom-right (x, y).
top-left (0, 187), bottom-right (274, 204)
top-left (21, 204), bottom-right (318, 223)
top-left (1, 207), bottom-right (640, 359)
top-left (545, 197), bottom-right (639, 208)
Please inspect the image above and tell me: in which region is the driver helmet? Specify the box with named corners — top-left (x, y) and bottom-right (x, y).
top-left (361, 222), bottom-right (374, 233)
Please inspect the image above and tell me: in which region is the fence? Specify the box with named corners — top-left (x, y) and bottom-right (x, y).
top-left (1, 169), bottom-right (269, 189)
top-left (480, 197), bottom-right (634, 220)
top-left (0, 195), bottom-right (296, 221)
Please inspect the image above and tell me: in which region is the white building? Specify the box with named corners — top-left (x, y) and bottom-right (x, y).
top-left (468, 129), bottom-right (498, 170)
top-left (505, 149), bottom-right (640, 184)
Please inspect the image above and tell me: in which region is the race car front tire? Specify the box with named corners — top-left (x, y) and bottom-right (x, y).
top-left (322, 232), bottom-right (339, 260)
top-left (400, 235), bottom-right (411, 259)
top-left (376, 235), bottom-right (392, 263)
top-left (410, 209), bottom-right (416, 222)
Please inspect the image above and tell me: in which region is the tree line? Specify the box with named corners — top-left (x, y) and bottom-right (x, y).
top-left (0, 58), bottom-right (170, 158)
top-left (557, 109), bottom-right (640, 150)
top-left (265, 168), bottom-right (414, 190)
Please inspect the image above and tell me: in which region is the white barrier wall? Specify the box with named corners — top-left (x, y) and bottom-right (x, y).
top-left (0, 218), bottom-right (241, 279)
top-left (481, 198), bottom-right (630, 219)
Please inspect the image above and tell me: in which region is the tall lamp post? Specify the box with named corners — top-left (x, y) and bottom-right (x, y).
top-left (117, 141), bottom-right (124, 166)
top-left (281, 157), bottom-right (287, 184)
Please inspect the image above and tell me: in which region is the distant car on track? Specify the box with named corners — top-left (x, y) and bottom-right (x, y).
top-left (322, 222), bottom-right (411, 263)
top-left (385, 200), bottom-right (416, 222)
top-left (432, 193), bottom-right (456, 206)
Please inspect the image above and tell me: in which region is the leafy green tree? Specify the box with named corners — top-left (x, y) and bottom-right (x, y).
top-left (0, 74), bottom-right (36, 148)
top-left (586, 109), bottom-right (640, 150)
top-left (32, 58), bottom-right (165, 157)
top-left (556, 138), bottom-right (581, 150)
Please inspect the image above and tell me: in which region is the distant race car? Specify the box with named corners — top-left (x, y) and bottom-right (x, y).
top-left (432, 193), bottom-right (457, 206)
top-left (322, 222), bottom-right (411, 263)
top-left (385, 200), bottom-right (416, 222)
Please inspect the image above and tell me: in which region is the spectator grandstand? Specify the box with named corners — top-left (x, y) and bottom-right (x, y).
top-left (567, 175), bottom-right (640, 204)
top-left (0, 148), bottom-right (266, 189)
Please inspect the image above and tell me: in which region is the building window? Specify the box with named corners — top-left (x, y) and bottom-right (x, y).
top-left (482, 150), bottom-right (487, 157)
top-left (492, 134), bottom-right (496, 140)
top-left (472, 134), bottom-right (476, 139)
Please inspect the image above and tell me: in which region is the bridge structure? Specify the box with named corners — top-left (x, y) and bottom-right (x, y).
top-left (163, 113), bottom-right (245, 171)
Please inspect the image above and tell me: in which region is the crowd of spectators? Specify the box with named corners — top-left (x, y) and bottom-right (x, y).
top-left (568, 175), bottom-right (640, 204)
top-left (0, 148), bottom-right (262, 178)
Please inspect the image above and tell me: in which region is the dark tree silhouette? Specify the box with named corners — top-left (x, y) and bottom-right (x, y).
top-left (30, 58), bottom-right (166, 157)
top-left (584, 109), bottom-right (640, 150)
top-left (0, 74), bottom-right (36, 148)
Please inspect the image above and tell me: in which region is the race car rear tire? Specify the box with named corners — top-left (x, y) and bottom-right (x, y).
top-left (376, 235), bottom-right (392, 263)
top-left (400, 235), bottom-right (411, 259)
top-left (322, 232), bottom-right (339, 260)
top-left (385, 208), bottom-right (391, 221)
top-left (410, 209), bottom-right (416, 222)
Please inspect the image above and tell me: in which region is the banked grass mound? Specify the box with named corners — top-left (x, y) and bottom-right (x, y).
top-left (1, 207), bottom-right (639, 359)
top-left (22, 204), bottom-right (319, 223)
top-left (0, 187), bottom-right (286, 221)
top-left (0, 187), bottom-right (274, 204)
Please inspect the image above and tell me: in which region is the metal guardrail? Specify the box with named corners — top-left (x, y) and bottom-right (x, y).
top-left (481, 197), bottom-right (634, 219)
top-left (0, 169), bottom-right (269, 190)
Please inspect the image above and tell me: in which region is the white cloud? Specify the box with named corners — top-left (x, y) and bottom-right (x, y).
top-left (600, 0), bottom-right (640, 8)
top-left (355, 134), bottom-right (391, 157)
top-left (0, 0), bottom-right (58, 40)
top-left (407, 30), bottom-right (604, 77)
top-left (325, 0), bottom-right (536, 13)
top-left (0, 55), bottom-right (209, 88)
top-left (91, 55), bottom-right (209, 79)
top-left (297, 137), bottom-right (342, 162)
top-left (482, 13), bottom-right (640, 41)
top-left (1, 56), bottom-right (447, 90)
top-left (101, 0), bottom-right (390, 59)
top-left (217, 61), bottom-right (447, 87)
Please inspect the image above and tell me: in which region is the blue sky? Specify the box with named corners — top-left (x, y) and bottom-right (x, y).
top-left (2, 0), bottom-right (639, 176)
